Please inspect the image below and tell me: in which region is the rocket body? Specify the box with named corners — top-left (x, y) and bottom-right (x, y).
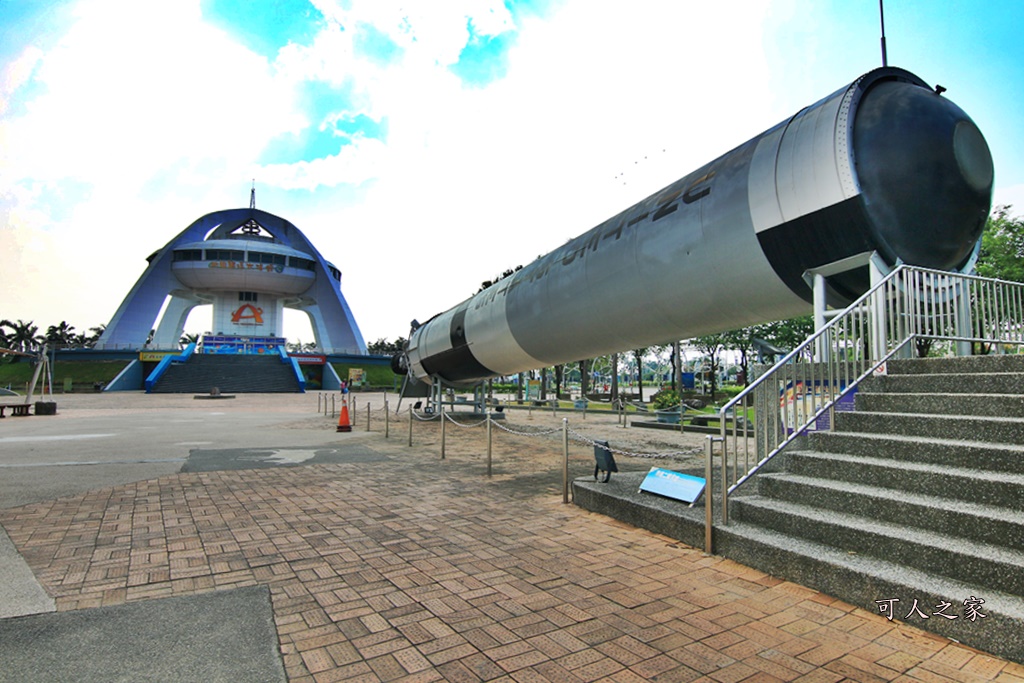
top-left (403, 67), bottom-right (993, 386)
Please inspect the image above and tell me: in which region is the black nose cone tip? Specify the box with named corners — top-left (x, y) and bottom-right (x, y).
top-left (853, 79), bottom-right (994, 272)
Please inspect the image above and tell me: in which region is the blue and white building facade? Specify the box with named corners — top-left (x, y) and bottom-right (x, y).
top-left (99, 207), bottom-right (366, 355)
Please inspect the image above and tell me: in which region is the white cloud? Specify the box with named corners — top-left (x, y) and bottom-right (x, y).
top-left (18, 0), bottom-right (1011, 347)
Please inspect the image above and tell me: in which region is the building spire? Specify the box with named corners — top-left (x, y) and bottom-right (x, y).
top-left (250, 179), bottom-right (256, 209)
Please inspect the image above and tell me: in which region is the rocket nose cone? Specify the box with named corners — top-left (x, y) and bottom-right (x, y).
top-left (853, 80), bottom-right (993, 272)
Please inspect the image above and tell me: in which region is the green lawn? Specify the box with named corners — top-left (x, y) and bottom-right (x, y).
top-left (0, 359), bottom-right (130, 394)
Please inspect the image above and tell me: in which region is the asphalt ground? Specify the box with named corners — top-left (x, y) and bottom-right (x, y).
top-left (0, 391), bottom-right (1020, 682)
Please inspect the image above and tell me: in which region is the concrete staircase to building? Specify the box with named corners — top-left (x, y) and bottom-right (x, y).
top-left (150, 354), bottom-right (302, 393)
top-left (716, 354), bottom-right (1024, 663)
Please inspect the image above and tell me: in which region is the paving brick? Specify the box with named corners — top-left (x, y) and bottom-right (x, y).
top-left (2, 406), bottom-right (1018, 683)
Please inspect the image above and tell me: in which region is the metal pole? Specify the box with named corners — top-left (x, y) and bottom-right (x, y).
top-left (367, 401), bottom-right (371, 431)
top-left (408, 406), bottom-right (413, 447)
top-left (486, 413), bottom-right (493, 478)
top-left (440, 402), bottom-right (446, 459)
top-left (385, 399), bottom-right (390, 438)
top-left (352, 398), bottom-right (357, 428)
top-left (562, 418), bottom-right (569, 504)
top-left (879, 0), bottom-right (888, 67)
top-left (705, 436), bottom-right (715, 553)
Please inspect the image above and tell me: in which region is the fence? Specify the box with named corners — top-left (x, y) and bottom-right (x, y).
top-left (321, 393), bottom-right (702, 503)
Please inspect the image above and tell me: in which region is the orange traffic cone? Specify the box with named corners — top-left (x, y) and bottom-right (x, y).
top-left (336, 398), bottom-right (352, 432)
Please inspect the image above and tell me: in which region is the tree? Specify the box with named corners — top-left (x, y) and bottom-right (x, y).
top-left (755, 316), bottom-right (815, 359)
top-left (691, 333), bottom-right (730, 398)
top-left (367, 337), bottom-right (407, 355)
top-left (553, 364), bottom-right (564, 397)
top-left (2, 319), bottom-right (43, 353)
top-left (476, 265), bottom-right (523, 293)
top-left (720, 328), bottom-right (757, 387)
top-left (976, 206), bottom-right (1024, 283)
top-left (632, 348), bottom-right (648, 401)
top-left (45, 321), bottom-right (76, 347)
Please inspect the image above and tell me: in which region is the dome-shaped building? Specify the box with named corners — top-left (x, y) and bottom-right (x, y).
top-left (99, 206), bottom-right (366, 355)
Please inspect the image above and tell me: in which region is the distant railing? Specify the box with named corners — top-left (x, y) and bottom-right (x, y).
top-left (705, 265), bottom-right (1024, 550)
top-left (143, 343), bottom-right (197, 392)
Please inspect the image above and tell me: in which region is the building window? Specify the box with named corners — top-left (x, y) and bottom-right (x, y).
top-left (205, 249), bottom-right (244, 261)
top-left (239, 292), bottom-right (258, 302)
top-left (288, 256), bottom-right (316, 271)
top-left (172, 249), bottom-right (203, 262)
top-left (248, 252), bottom-right (286, 266)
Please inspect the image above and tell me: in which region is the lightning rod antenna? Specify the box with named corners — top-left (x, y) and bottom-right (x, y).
top-left (879, 0), bottom-right (888, 67)
top-left (250, 179), bottom-right (256, 209)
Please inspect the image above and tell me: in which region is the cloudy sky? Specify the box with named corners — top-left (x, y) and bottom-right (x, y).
top-left (2, 0), bottom-right (1023, 346)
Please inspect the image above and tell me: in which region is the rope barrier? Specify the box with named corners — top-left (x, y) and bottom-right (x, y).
top-left (442, 412), bottom-right (489, 429)
top-left (566, 427), bottom-right (701, 459)
top-left (371, 402), bottom-right (703, 461)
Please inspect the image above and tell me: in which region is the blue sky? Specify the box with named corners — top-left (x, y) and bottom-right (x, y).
top-left (2, 0), bottom-right (1023, 344)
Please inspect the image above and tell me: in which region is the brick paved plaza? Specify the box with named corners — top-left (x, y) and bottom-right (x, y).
top-left (0, 393), bottom-right (1020, 682)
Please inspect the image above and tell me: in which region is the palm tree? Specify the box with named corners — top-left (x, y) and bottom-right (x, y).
top-left (45, 321), bottom-right (76, 347)
top-left (86, 325), bottom-right (105, 348)
top-left (4, 319), bottom-right (43, 353)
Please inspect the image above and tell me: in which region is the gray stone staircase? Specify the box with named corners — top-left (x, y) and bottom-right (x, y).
top-left (151, 354), bottom-right (303, 393)
top-left (716, 354), bottom-right (1024, 663)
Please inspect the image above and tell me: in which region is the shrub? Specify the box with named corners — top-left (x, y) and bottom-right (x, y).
top-left (651, 388), bottom-right (681, 410)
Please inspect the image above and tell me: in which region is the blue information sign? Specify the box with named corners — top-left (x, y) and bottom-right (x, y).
top-left (639, 467), bottom-right (706, 504)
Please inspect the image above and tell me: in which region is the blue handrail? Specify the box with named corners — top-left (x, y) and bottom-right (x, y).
top-left (144, 343), bottom-right (197, 392)
top-left (279, 345), bottom-right (306, 392)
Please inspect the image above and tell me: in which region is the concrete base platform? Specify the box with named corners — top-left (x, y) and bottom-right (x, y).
top-left (573, 469), bottom-right (710, 551)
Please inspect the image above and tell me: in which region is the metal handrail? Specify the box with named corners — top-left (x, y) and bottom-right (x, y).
top-left (705, 265), bottom-right (1024, 550)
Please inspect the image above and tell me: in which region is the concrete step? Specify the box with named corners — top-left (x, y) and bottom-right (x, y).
top-left (808, 431), bottom-right (1024, 473)
top-left (714, 520), bottom-right (1024, 665)
top-left (887, 355), bottom-right (1024, 375)
top-left (153, 356), bottom-right (301, 393)
top-left (835, 410), bottom-right (1024, 445)
top-left (729, 495), bottom-right (1024, 596)
top-left (754, 468), bottom-right (1024, 546)
top-left (860, 372), bottom-right (1024, 395)
top-left (856, 392), bottom-right (1024, 417)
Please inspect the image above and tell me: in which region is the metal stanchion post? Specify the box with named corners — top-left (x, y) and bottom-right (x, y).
top-left (562, 418), bottom-right (569, 504)
top-left (486, 413), bottom-right (492, 478)
top-left (385, 399), bottom-right (390, 439)
top-left (352, 399), bottom-right (356, 428)
top-left (367, 401), bottom-right (371, 431)
top-left (705, 435), bottom-right (715, 554)
top-left (440, 403), bottom-right (446, 459)
top-left (408, 406), bottom-right (413, 447)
